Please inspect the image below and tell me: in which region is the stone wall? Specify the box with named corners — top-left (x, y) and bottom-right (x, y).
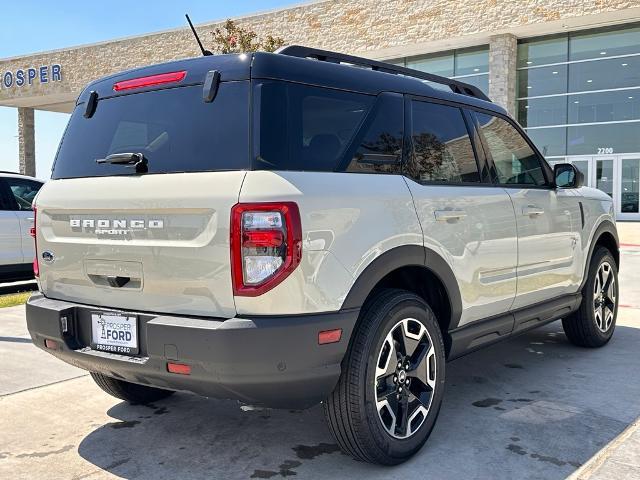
top-left (0, 0), bottom-right (637, 107)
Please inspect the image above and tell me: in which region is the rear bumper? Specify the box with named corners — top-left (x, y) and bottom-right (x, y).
top-left (26, 294), bottom-right (359, 409)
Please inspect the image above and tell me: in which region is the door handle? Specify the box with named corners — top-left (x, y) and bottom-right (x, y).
top-left (522, 205), bottom-right (545, 217)
top-left (434, 210), bottom-right (467, 222)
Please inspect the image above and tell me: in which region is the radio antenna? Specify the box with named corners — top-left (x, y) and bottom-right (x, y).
top-left (185, 14), bottom-right (213, 56)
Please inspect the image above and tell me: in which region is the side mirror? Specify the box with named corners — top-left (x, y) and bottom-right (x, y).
top-left (554, 163), bottom-right (584, 189)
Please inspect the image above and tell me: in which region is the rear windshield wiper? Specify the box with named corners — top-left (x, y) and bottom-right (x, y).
top-left (96, 152), bottom-right (148, 173)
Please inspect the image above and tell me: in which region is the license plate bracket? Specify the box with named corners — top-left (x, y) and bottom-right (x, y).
top-left (91, 311), bottom-right (139, 355)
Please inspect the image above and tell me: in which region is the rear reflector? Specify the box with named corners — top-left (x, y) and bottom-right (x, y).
top-left (45, 339), bottom-right (58, 350)
top-left (167, 362), bottom-right (191, 375)
top-left (113, 71), bottom-right (187, 92)
top-left (318, 329), bottom-right (342, 345)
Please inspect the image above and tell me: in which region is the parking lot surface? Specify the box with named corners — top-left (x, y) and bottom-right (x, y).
top-left (1, 249), bottom-right (639, 480)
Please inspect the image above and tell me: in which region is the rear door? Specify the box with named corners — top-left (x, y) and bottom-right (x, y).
top-left (36, 78), bottom-right (250, 318)
top-left (3, 176), bottom-right (41, 262)
top-left (0, 179), bottom-right (23, 266)
top-left (404, 98), bottom-right (518, 328)
top-left (472, 111), bottom-right (580, 310)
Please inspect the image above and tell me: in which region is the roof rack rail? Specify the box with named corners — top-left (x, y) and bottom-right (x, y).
top-left (276, 45), bottom-right (491, 102)
top-left (0, 170), bottom-right (24, 175)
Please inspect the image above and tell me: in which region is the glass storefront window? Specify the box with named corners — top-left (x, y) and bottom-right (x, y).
top-left (568, 89), bottom-right (640, 124)
top-left (518, 96), bottom-right (567, 127)
top-left (524, 127), bottom-right (567, 157)
top-left (596, 159), bottom-right (614, 198)
top-left (457, 74), bottom-right (488, 95)
top-left (568, 123), bottom-right (640, 155)
top-left (454, 47), bottom-right (489, 75)
top-left (406, 53), bottom-right (454, 77)
top-left (517, 36), bottom-right (568, 68)
top-left (570, 25), bottom-right (640, 61)
top-left (401, 47), bottom-right (489, 95)
top-left (517, 65), bottom-right (568, 97)
top-left (621, 158), bottom-right (640, 213)
top-left (569, 55), bottom-right (640, 92)
top-left (571, 159), bottom-right (590, 182)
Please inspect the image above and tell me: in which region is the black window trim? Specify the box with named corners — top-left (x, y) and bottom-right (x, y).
top-left (466, 107), bottom-right (555, 189)
top-left (402, 94), bottom-right (493, 187)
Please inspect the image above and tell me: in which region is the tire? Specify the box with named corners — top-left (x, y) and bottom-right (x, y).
top-left (562, 247), bottom-right (619, 348)
top-left (323, 289), bottom-right (446, 465)
top-left (90, 372), bottom-right (174, 404)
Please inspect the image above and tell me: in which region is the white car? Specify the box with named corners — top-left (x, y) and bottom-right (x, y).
top-left (0, 171), bottom-right (43, 282)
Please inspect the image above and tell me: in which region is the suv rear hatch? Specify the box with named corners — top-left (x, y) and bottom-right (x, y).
top-left (35, 56), bottom-right (251, 318)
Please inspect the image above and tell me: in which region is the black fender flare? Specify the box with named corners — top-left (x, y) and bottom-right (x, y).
top-left (340, 245), bottom-right (463, 330)
top-left (580, 220), bottom-right (619, 290)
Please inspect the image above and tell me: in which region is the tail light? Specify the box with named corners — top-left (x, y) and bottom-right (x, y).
top-left (30, 205), bottom-right (39, 277)
top-left (231, 202), bottom-right (302, 296)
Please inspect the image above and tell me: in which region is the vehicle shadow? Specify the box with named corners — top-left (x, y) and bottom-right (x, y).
top-left (77, 322), bottom-right (640, 480)
top-left (0, 280), bottom-right (37, 295)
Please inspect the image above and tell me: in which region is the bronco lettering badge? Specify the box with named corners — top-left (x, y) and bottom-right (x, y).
top-left (70, 218), bottom-right (164, 235)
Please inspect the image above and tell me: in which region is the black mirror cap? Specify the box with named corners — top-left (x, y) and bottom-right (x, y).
top-left (554, 163), bottom-right (584, 189)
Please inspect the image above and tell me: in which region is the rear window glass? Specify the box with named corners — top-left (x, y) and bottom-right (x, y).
top-left (253, 81), bottom-right (374, 172)
top-left (52, 82), bottom-right (249, 179)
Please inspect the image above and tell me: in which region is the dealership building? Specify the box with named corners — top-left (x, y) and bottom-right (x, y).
top-left (1, 0), bottom-right (640, 219)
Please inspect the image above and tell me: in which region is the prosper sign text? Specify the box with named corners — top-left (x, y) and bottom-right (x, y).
top-left (1, 64), bottom-right (62, 89)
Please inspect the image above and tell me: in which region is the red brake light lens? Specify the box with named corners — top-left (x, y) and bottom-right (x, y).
top-left (113, 71), bottom-right (187, 92)
top-left (32, 205), bottom-right (39, 278)
top-left (231, 202), bottom-right (302, 297)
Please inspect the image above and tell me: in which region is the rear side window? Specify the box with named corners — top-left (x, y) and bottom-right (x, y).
top-left (406, 100), bottom-right (480, 184)
top-left (3, 178), bottom-right (41, 211)
top-left (343, 93), bottom-right (403, 174)
top-left (474, 112), bottom-right (547, 186)
top-left (52, 82), bottom-right (249, 179)
top-left (254, 81), bottom-right (374, 172)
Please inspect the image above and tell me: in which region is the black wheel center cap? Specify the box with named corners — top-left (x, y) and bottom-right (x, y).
top-left (398, 370), bottom-right (407, 384)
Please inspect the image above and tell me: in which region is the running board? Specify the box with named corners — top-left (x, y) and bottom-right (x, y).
top-left (445, 293), bottom-right (582, 360)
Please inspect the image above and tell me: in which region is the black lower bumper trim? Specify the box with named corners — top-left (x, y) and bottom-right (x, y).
top-left (26, 294), bottom-right (359, 409)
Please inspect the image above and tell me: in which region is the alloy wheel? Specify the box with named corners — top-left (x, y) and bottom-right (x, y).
top-left (374, 318), bottom-right (436, 439)
top-left (593, 261), bottom-right (616, 333)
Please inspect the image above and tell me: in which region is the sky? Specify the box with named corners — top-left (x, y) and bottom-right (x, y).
top-left (0, 0), bottom-right (301, 179)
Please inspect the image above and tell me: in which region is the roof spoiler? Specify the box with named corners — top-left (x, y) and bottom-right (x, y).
top-left (276, 45), bottom-right (491, 102)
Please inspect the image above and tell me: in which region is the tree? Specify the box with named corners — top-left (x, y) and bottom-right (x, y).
top-left (211, 20), bottom-right (285, 54)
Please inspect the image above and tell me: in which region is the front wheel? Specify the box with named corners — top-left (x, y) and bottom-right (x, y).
top-left (562, 247), bottom-right (619, 348)
top-left (323, 289), bottom-right (446, 465)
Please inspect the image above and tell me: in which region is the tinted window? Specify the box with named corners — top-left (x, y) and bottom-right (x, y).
top-left (254, 81), bottom-right (373, 172)
top-left (52, 83), bottom-right (249, 179)
top-left (475, 112), bottom-right (547, 186)
top-left (344, 94), bottom-right (403, 174)
top-left (407, 100), bottom-right (480, 183)
top-left (4, 178), bottom-right (42, 211)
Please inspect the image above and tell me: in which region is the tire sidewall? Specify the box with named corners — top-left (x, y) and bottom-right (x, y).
top-left (359, 294), bottom-right (446, 461)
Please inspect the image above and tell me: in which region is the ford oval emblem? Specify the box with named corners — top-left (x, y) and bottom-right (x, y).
top-left (41, 251), bottom-right (55, 263)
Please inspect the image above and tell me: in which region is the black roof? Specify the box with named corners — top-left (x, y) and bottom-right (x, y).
top-left (77, 47), bottom-right (506, 116)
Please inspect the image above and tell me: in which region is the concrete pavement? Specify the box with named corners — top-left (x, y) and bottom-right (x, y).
top-left (1, 250), bottom-right (639, 479)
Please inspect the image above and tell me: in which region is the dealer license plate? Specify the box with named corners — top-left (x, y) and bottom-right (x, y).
top-left (91, 312), bottom-right (139, 355)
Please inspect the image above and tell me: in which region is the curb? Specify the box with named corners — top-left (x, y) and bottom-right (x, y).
top-left (568, 418), bottom-right (640, 480)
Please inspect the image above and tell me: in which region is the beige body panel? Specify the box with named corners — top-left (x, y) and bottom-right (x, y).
top-left (35, 172), bottom-right (246, 318)
top-left (235, 171), bottom-right (423, 315)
